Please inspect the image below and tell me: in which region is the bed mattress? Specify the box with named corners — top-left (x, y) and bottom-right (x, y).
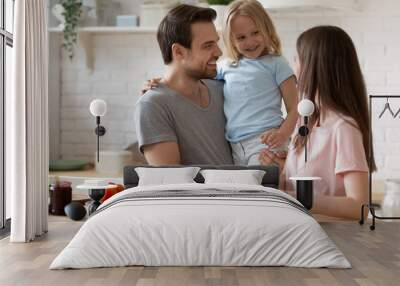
top-left (50, 183), bottom-right (350, 269)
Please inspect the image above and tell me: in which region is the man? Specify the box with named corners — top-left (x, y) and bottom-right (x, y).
top-left (135, 4), bottom-right (233, 165)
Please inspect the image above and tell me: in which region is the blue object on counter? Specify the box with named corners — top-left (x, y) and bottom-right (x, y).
top-left (116, 15), bottom-right (138, 27)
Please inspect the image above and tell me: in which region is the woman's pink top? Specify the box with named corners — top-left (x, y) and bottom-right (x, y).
top-left (284, 112), bottom-right (369, 196)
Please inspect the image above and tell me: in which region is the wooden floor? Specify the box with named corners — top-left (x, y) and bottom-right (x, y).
top-left (0, 216), bottom-right (399, 286)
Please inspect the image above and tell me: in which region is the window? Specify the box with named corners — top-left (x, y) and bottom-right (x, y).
top-left (1, 0), bottom-right (14, 233)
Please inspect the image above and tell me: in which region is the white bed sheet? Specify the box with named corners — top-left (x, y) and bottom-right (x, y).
top-left (50, 183), bottom-right (351, 269)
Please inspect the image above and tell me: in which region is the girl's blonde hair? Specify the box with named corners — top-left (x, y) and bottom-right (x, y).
top-left (223, 0), bottom-right (282, 63)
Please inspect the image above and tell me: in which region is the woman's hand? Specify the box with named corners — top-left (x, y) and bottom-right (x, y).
top-left (140, 77), bottom-right (162, 95)
top-left (259, 148), bottom-right (287, 171)
top-left (260, 129), bottom-right (287, 149)
top-left (311, 171), bottom-right (369, 219)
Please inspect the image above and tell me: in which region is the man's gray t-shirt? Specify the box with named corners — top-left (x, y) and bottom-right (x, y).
top-left (135, 80), bottom-right (233, 165)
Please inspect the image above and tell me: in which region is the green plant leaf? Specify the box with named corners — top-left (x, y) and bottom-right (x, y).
top-left (61, 0), bottom-right (82, 60)
top-left (206, 0), bottom-right (233, 5)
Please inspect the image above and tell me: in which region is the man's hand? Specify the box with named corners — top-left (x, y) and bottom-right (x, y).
top-left (260, 129), bottom-right (287, 149)
top-left (140, 77), bottom-right (162, 95)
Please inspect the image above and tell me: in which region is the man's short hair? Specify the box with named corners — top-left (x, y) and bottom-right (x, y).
top-left (157, 4), bottom-right (217, 64)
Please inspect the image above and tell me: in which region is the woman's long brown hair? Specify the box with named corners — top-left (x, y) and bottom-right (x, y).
top-left (295, 25), bottom-right (376, 172)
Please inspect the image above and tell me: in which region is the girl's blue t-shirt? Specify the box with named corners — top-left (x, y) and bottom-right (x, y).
top-left (217, 55), bottom-right (294, 143)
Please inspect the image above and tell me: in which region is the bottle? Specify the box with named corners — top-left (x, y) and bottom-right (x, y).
top-left (382, 179), bottom-right (400, 217)
top-left (50, 181), bottom-right (72, 215)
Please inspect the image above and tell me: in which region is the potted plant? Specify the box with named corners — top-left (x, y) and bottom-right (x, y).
top-left (206, 0), bottom-right (233, 29)
top-left (61, 0), bottom-right (83, 60)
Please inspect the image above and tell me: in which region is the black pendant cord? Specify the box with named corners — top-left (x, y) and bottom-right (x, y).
top-left (304, 116), bottom-right (308, 163)
top-left (305, 138), bottom-right (307, 163)
top-left (96, 116), bottom-right (100, 162)
top-left (97, 125), bottom-right (100, 162)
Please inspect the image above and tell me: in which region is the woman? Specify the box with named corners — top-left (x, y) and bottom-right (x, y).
top-left (260, 26), bottom-right (376, 219)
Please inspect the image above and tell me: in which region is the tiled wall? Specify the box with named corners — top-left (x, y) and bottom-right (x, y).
top-left (56, 0), bottom-right (400, 179)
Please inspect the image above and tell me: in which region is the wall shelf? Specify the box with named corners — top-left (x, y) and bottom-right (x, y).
top-left (48, 26), bottom-right (158, 70)
top-left (48, 26), bottom-right (158, 34)
top-left (259, 0), bottom-right (362, 12)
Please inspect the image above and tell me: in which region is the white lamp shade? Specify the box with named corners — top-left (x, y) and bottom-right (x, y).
top-left (90, 99), bottom-right (107, 117)
top-left (297, 99), bottom-right (315, 117)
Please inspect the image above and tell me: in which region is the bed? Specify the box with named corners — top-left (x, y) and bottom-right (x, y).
top-left (50, 165), bottom-right (350, 269)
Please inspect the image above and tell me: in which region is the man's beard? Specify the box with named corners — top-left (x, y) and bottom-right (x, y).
top-left (185, 65), bottom-right (217, 80)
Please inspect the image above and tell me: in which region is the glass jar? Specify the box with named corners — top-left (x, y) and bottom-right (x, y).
top-left (50, 181), bottom-right (72, 215)
top-left (382, 179), bottom-right (400, 217)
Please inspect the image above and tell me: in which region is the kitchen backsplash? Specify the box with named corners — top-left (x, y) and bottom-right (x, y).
top-left (56, 0), bottom-right (400, 179)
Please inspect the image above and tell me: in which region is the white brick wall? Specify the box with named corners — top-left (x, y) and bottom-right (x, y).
top-left (57, 0), bottom-right (400, 180)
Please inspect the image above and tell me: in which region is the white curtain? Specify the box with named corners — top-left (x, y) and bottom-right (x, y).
top-left (9, 0), bottom-right (49, 242)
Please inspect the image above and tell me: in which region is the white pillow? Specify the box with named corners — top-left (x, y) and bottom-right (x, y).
top-left (135, 167), bottom-right (201, 186)
top-left (200, 169), bottom-right (266, 185)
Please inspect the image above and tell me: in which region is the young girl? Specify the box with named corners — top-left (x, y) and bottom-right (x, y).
top-left (218, 0), bottom-right (298, 165)
top-left (260, 26), bottom-right (376, 219)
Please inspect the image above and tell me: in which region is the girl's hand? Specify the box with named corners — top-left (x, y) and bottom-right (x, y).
top-left (259, 148), bottom-right (287, 171)
top-left (140, 77), bottom-right (162, 95)
top-left (260, 129), bottom-right (287, 149)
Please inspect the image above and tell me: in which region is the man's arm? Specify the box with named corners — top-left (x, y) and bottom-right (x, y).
top-left (135, 96), bottom-right (180, 165)
top-left (143, 141), bottom-right (181, 166)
